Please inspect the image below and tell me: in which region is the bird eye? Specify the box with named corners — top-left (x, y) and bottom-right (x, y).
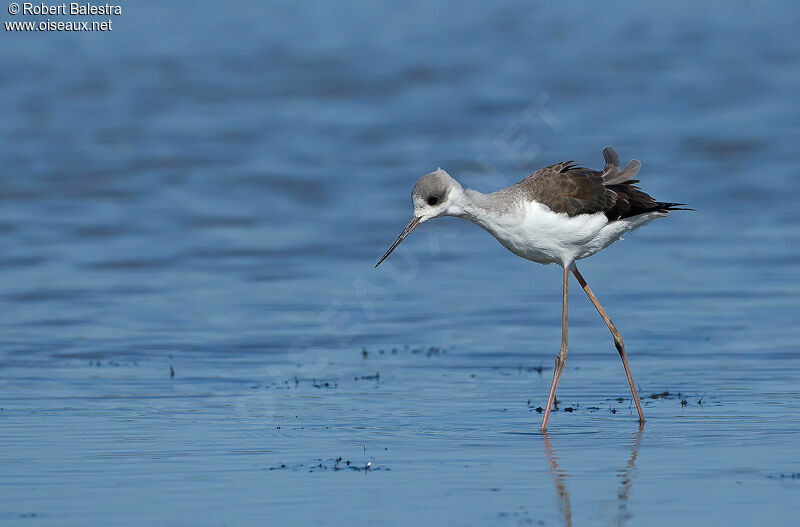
top-left (427, 196), bottom-right (439, 206)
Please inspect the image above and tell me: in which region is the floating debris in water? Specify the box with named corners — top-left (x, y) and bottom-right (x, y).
top-left (767, 472), bottom-right (800, 480)
top-left (266, 457), bottom-right (386, 473)
top-left (630, 391), bottom-right (710, 407)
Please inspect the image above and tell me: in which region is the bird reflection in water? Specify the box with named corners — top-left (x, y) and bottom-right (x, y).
top-left (542, 432), bottom-right (573, 527)
top-left (542, 423), bottom-right (644, 527)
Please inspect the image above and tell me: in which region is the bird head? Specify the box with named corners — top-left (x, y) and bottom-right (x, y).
top-left (375, 169), bottom-right (464, 267)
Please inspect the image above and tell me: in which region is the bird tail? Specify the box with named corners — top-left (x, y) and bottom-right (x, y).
top-left (601, 146), bottom-right (641, 185)
top-left (656, 202), bottom-right (694, 212)
top-left (602, 147), bottom-right (694, 213)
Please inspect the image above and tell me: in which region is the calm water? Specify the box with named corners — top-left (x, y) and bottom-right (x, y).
top-left (2, 0), bottom-right (800, 525)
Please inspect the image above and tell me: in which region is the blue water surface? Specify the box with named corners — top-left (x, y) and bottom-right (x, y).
top-left (1, 1), bottom-right (800, 525)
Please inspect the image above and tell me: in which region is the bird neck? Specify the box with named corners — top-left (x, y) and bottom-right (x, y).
top-left (455, 189), bottom-right (516, 232)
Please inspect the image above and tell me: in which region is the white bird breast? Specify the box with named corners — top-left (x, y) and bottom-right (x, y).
top-left (472, 200), bottom-right (665, 266)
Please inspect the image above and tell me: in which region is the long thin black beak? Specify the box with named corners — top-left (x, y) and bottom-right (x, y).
top-left (375, 216), bottom-right (422, 268)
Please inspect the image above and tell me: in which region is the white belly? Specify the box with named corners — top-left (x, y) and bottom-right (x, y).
top-left (469, 201), bottom-right (666, 266)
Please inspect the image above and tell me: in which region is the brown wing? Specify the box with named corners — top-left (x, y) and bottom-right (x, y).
top-left (517, 162), bottom-right (618, 216)
top-left (516, 148), bottom-right (684, 220)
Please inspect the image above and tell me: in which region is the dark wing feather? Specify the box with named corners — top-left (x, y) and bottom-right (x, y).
top-left (516, 162), bottom-right (617, 216)
top-left (516, 147), bottom-right (686, 220)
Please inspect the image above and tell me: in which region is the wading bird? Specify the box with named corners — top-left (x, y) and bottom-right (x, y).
top-left (375, 147), bottom-right (687, 431)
